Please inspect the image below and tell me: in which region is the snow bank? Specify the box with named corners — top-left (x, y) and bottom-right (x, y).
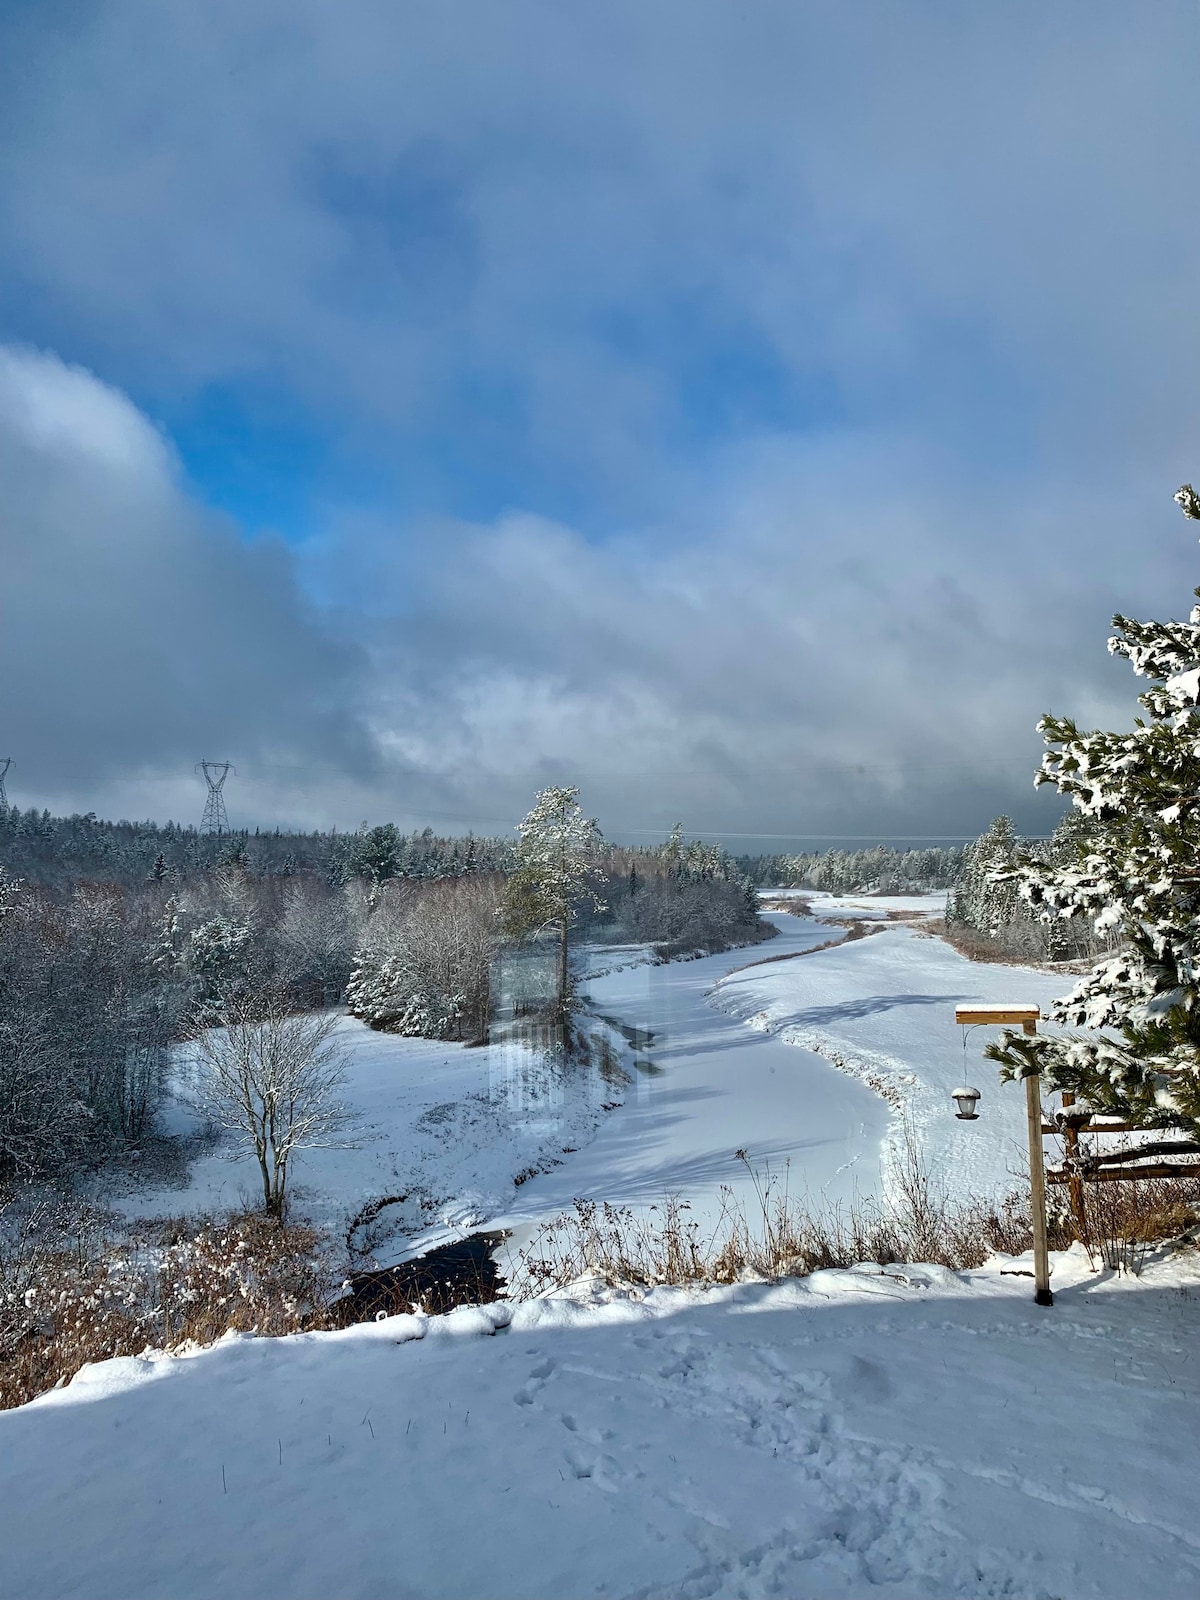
top-left (4, 1247), bottom-right (1199, 1599)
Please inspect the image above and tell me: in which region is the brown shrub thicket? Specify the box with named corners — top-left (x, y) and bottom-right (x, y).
top-left (1, 1199), bottom-right (330, 1411)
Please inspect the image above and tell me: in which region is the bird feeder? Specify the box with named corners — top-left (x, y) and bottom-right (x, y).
top-left (951, 1085), bottom-right (981, 1120)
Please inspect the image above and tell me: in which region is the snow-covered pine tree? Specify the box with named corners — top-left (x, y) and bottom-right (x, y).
top-left (985, 485), bottom-right (1200, 1144)
top-left (501, 786), bottom-right (605, 1021)
top-left (947, 815), bottom-right (1021, 933)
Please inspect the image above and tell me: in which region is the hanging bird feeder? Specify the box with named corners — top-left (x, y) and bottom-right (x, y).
top-left (951, 1085), bottom-right (981, 1120)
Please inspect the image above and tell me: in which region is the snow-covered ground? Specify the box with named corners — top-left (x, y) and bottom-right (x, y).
top-left (495, 910), bottom-right (891, 1243)
top-left (111, 909), bottom-right (878, 1258)
top-left (710, 907), bottom-right (1068, 1206)
top-left (10, 896), bottom-right (1200, 1596)
top-left (5, 1246), bottom-right (1200, 1599)
top-left (109, 899), bottom-right (1072, 1259)
top-left (106, 1023), bottom-right (632, 1261)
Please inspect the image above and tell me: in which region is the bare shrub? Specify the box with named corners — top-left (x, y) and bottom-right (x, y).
top-left (192, 996), bottom-right (356, 1218)
top-left (1, 1197), bottom-right (330, 1411)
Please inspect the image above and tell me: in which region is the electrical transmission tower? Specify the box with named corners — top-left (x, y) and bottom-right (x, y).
top-left (196, 761), bottom-right (235, 835)
top-left (0, 758), bottom-right (10, 810)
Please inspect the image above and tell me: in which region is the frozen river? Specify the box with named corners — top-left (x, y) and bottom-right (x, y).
top-left (496, 907), bottom-right (891, 1240)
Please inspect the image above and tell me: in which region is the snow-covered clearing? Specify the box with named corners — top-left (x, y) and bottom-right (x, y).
top-left (710, 898), bottom-right (1069, 1207)
top-left (111, 898), bottom-right (1075, 1258)
top-left (108, 1023), bottom-right (627, 1261)
top-left (113, 909), bottom-right (878, 1259)
top-left (4, 1248), bottom-right (1200, 1600)
top-left (10, 896), bottom-right (1200, 1596)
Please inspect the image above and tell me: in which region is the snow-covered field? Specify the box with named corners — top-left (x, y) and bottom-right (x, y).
top-left (7, 896), bottom-right (1200, 1597)
top-left (710, 901), bottom-right (1069, 1206)
top-left (4, 1248), bottom-right (1199, 1599)
top-left (495, 908), bottom-right (890, 1243)
top-left (109, 898), bottom-right (1075, 1255)
top-left (112, 906), bottom-right (884, 1258)
top-left (107, 1023), bottom-right (632, 1261)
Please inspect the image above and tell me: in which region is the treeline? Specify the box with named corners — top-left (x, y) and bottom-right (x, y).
top-left (346, 829), bottom-right (769, 1039)
top-left (0, 862), bottom-right (367, 1183)
top-left (737, 844), bottom-right (965, 894)
top-left (0, 814), bottom-right (507, 1184)
top-left (1, 805), bottom-right (771, 1180)
top-left (0, 805), bottom-right (512, 893)
top-left (580, 836), bottom-right (765, 958)
top-left (945, 813), bottom-right (1108, 963)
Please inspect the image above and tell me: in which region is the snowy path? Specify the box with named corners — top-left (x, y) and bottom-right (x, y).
top-left (4, 1251), bottom-right (1199, 1599)
top-left (709, 909), bottom-right (1072, 1205)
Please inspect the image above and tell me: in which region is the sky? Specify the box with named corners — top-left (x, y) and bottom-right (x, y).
top-left (3, 2), bottom-right (1200, 848)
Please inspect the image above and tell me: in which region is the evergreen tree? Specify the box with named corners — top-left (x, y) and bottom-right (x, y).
top-left (947, 816), bottom-right (1021, 931)
top-left (347, 823), bottom-right (403, 885)
top-left (501, 786), bottom-right (605, 1021)
top-left (986, 485), bottom-right (1200, 1144)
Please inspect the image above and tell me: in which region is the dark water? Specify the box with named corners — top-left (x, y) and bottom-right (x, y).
top-left (331, 1230), bottom-right (508, 1325)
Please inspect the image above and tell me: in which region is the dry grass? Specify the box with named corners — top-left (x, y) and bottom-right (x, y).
top-left (512, 1133), bottom-right (1200, 1298)
top-left (937, 920), bottom-right (1096, 973)
top-left (0, 1197), bottom-right (331, 1411)
top-left (509, 1133), bottom-right (1059, 1297)
top-left (758, 896), bottom-right (814, 915)
top-left (1072, 1175), bottom-right (1200, 1274)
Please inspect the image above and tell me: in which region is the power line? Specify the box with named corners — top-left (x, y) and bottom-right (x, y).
top-left (0, 757), bottom-right (9, 810)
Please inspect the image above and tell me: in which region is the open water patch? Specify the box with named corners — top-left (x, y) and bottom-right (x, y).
top-left (332, 1230), bottom-right (508, 1325)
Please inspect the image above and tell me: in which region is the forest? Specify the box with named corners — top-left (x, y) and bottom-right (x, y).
top-left (0, 802), bottom-right (767, 1188)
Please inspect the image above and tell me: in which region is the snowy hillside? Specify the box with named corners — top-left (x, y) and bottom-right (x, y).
top-left (710, 906), bottom-right (1069, 1205)
top-left (4, 1248), bottom-right (1199, 1599)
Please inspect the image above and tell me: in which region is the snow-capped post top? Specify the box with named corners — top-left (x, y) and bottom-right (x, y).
top-left (951, 1086), bottom-right (981, 1120)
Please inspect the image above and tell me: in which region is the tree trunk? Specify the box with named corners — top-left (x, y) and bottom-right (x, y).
top-left (557, 914), bottom-right (569, 1023)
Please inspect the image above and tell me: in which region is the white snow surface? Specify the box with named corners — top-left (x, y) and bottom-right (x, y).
top-left (11, 899), bottom-right (1200, 1596)
top-left (111, 900), bottom-right (1071, 1258)
top-left (4, 1247), bottom-right (1200, 1599)
top-left (495, 910), bottom-right (890, 1243)
top-left (710, 907), bottom-right (1070, 1206)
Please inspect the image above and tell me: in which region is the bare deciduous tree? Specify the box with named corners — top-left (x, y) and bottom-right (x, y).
top-left (193, 997), bottom-right (357, 1218)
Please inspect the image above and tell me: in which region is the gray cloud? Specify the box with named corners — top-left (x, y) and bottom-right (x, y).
top-left (0, 346), bottom-right (374, 823)
top-left (4, 4), bottom-right (1200, 482)
top-left (352, 438), bottom-right (1192, 843)
top-left (2, 6), bottom-right (1199, 842)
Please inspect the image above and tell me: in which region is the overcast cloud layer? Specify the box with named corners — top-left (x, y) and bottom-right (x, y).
top-left (2, 3), bottom-right (1199, 843)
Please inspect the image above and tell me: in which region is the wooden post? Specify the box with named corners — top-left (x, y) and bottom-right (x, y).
top-left (954, 1004), bottom-right (1053, 1308)
top-left (1060, 1090), bottom-right (1088, 1242)
top-left (1022, 1016), bottom-right (1054, 1306)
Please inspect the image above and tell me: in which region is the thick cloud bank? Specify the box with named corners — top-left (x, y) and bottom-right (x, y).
top-left (0, 341), bottom-right (1190, 842)
top-left (2, 6), bottom-right (1200, 839)
top-left (0, 346), bottom-right (372, 824)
